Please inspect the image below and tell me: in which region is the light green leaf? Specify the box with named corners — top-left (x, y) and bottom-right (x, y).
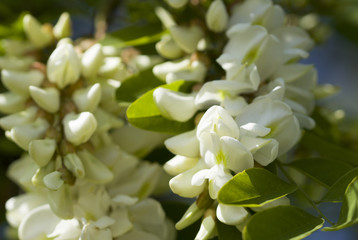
top-left (288, 158), bottom-right (353, 188)
top-left (243, 206), bottom-right (324, 240)
top-left (217, 221), bottom-right (243, 240)
top-left (300, 132), bottom-right (358, 166)
top-left (324, 176), bottom-right (358, 231)
top-left (100, 23), bottom-right (164, 48)
top-left (217, 168), bottom-right (296, 207)
top-left (116, 67), bottom-right (163, 103)
top-left (126, 80), bottom-right (195, 134)
top-left (321, 168), bottom-right (358, 203)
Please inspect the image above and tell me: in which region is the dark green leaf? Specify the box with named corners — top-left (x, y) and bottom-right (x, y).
top-left (217, 221), bottom-right (243, 240)
top-left (288, 157), bottom-right (353, 187)
top-left (324, 177), bottom-right (358, 231)
top-left (218, 168), bottom-right (296, 207)
top-left (243, 206), bottom-right (324, 240)
top-left (126, 80), bottom-right (195, 134)
top-left (321, 168), bottom-right (358, 203)
top-left (116, 67), bottom-right (163, 103)
top-left (300, 131), bottom-right (358, 166)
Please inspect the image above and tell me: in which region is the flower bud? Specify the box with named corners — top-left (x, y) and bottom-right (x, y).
top-left (29, 86), bottom-right (60, 113)
top-left (23, 14), bottom-right (53, 48)
top-left (164, 155), bottom-right (199, 176)
top-left (166, 0), bottom-right (188, 8)
top-left (53, 12), bottom-right (71, 39)
top-left (98, 57), bottom-right (122, 78)
top-left (77, 150), bottom-right (113, 184)
top-left (9, 118), bottom-right (49, 150)
top-left (169, 25), bottom-right (203, 53)
top-left (64, 153), bottom-right (85, 178)
top-left (32, 161), bottom-right (55, 187)
top-left (216, 203), bottom-right (249, 225)
top-left (80, 223), bottom-right (112, 240)
top-left (164, 129), bottom-right (200, 158)
top-left (47, 184), bottom-right (74, 219)
top-left (43, 171), bottom-right (64, 190)
top-left (1, 39), bottom-right (35, 56)
top-left (81, 43), bottom-right (104, 78)
top-left (0, 92), bottom-right (27, 114)
top-left (29, 139), bottom-right (57, 167)
top-left (175, 202), bottom-right (205, 230)
top-left (0, 56), bottom-right (34, 71)
top-left (47, 43), bottom-right (81, 89)
top-left (63, 112), bottom-right (97, 146)
top-left (72, 83), bottom-right (102, 112)
top-left (153, 87), bottom-right (197, 122)
top-left (195, 214), bottom-right (216, 240)
top-left (1, 69), bottom-right (44, 96)
top-left (156, 35), bottom-right (184, 59)
top-left (206, 0), bottom-right (229, 33)
top-left (0, 106), bottom-right (37, 131)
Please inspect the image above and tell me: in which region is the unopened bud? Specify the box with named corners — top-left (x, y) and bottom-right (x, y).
top-left (81, 43), bottom-right (104, 78)
top-left (156, 35), bottom-right (184, 59)
top-left (29, 139), bottom-right (57, 167)
top-left (23, 14), bottom-right (53, 48)
top-left (53, 12), bottom-right (71, 39)
top-left (169, 25), bottom-right (203, 53)
top-left (0, 92), bottom-right (27, 114)
top-left (1, 69), bottom-right (44, 96)
top-left (206, 0), bottom-right (229, 33)
top-left (176, 202), bottom-right (205, 230)
top-left (9, 118), bottom-right (49, 150)
top-left (72, 83), bottom-right (101, 112)
top-left (195, 214), bottom-right (216, 240)
top-left (32, 161), bottom-right (55, 187)
top-left (29, 86), bottom-right (60, 113)
top-left (43, 171), bottom-right (64, 190)
top-left (47, 184), bottom-right (74, 219)
top-left (0, 106), bottom-right (37, 131)
top-left (98, 57), bottom-right (122, 78)
top-left (77, 150), bottom-right (113, 184)
top-left (166, 0), bottom-right (189, 8)
top-left (64, 153), bottom-right (85, 178)
top-left (164, 129), bottom-right (200, 158)
top-left (153, 87), bottom-right (197, 122)
top-left (63, 112), bottom-right (97, 146)
top-left (47, 43), bottom-right (81, 89)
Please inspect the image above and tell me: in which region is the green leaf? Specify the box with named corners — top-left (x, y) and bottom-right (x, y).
top-left (300, 131), bottom-right (358, 166)
top-left (324, 176), bottom-right (358, 231)
top-left (288, 158), bottom-right (353, 188)
top-left (243, 206), bottom-right (324, 240)
top-left (100, 23), bottom-right (164, 48)
top-left (126, 80), bottom-right (195, 134)
top-left (321, 168), bottom-right (358, 203)
top-left (217, 221), bottom-right (243, 240)
top-left (218, 168), bottom-right (296, 207)
top-left (116, 67), bottom-right (163, 103)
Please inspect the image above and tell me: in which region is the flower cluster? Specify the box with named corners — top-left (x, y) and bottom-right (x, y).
top-left (0, 13), bottom-right (174, 240)
top-left (152, 0), bottom-right (317, 238)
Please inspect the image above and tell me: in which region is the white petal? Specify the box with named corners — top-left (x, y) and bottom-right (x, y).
top-left (164, 129), bottom-right (200, 158)
top-left (72, 83), bottom-right (102, 112)
top-left (239, 122), bottom-right (271, 137)
top-left (63, 112), bottom-right (97, 146)
top-left (217, 203), bottom-right (249, 225)
top-left (206, 0), bottom-right (229, 33)
top-left (194, 216), bottom-right (216, 240)
top-left (164, 155), bottom-right (199, 175)
top-left (240, 136), bottom-right (279, 166)
top-left (47, 219), bottom-right (81, 240)
top-left (110, 208), bottom-right (133, 237)
top-left (1, 69), bottom-right (44, 96)
top-left (0, 92), bottom-right (27, 114)
top-left (169, 25), bottom-right (203, 53)
top-left (81, 43), bottom-right (105, 78)
top-left (0, 106), bottom-right (37, 131)
top-left (175, 202), bottom-right (205, 230)
top-left (29, 86), bottom-right (60, 113)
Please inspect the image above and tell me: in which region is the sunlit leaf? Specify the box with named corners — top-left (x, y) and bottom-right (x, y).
top-left (288, 158), bottom-right (353, 187)
top-left (324, 177), bottom-right (358, 231)
top-left (300, 131), bottom-right (358, 166)
top-left (116, 67), bottom-right (163, 103)
top-left (243, 206), bottom-right (324, 240)
top-left (218, 168), bottom-right (297, 207)
top-left (126, 80), bottom-right (195, 134)
top-left (321, 168), bottom-right (358, 203)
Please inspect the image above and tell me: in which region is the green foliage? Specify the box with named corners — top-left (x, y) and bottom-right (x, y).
top-left (324, 177), bottom-right (358, 231)
top-left (217, 221), bottom-right (243, 240)
top-left (126, 80), bottom-right (195, 134)
top-left (218, 168), bottom-right (297, 207)
top-left (288, 158), bottom-right (353, 187)
top-left (321, 168), bottom-right (358, 203)
top-left (243, 206), bottom-right (324, 240)
top-left (116, 67), bottom-right (163, 103)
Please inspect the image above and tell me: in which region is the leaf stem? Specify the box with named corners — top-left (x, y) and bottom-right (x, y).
top-left (276, 161), bottom-right (335, 225)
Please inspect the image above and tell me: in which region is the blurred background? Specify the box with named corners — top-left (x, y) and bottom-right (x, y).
top-left (1, 0), bottom-right (358, 239)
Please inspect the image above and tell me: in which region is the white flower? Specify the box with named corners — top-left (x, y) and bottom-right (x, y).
top-left (0, 106), bottom-right (37, 131)
top-left (23, 14), bottom-right (53, 48)
top-left (29, 86), bottom-right (60, 113)
top-left (153, 58), bottom-right (207, 84)
top-left (156, 35), bottom-right (184, 59)
top-left (195, 215), bottom-right (216, 240)
top-left (81, 43), bottom-right (105, 78)
top-left (164, 129), bottom-right (200, 158)
top-left (72, 83), bottom-right (102, 112)
top-left (153, 87), bottom-right (197, 122)
top-left (64, 153), bottom-right (85, 178)
top-left (169, 25), bottom-right (204, 53)
top-left (28, 138), bottom-right (57, 167)
top-left (0, 56), bottom-right (34, 71)
top-left (7, 155), bottom-right (39, 191)
top-left (217, 203), bottom-right (250, 225)
top-left (63, 112), bottom-right (97, 146)
top-left (1, 69), bottom-right (44, 96)
top-left (164, 155), bottom-right (199, 176)
top-left (0, 92), bottom-right (27, 114)
top-left (206, 0), bottom-right (229, 33)
top-left (166, 0), bottom-right (188, 8)
top-left (43, 171), bottom-right (64, 190)
top-left (53, 12), bottom-right (72, 39)
top-left (47, 43), bottom-right (81, 89)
